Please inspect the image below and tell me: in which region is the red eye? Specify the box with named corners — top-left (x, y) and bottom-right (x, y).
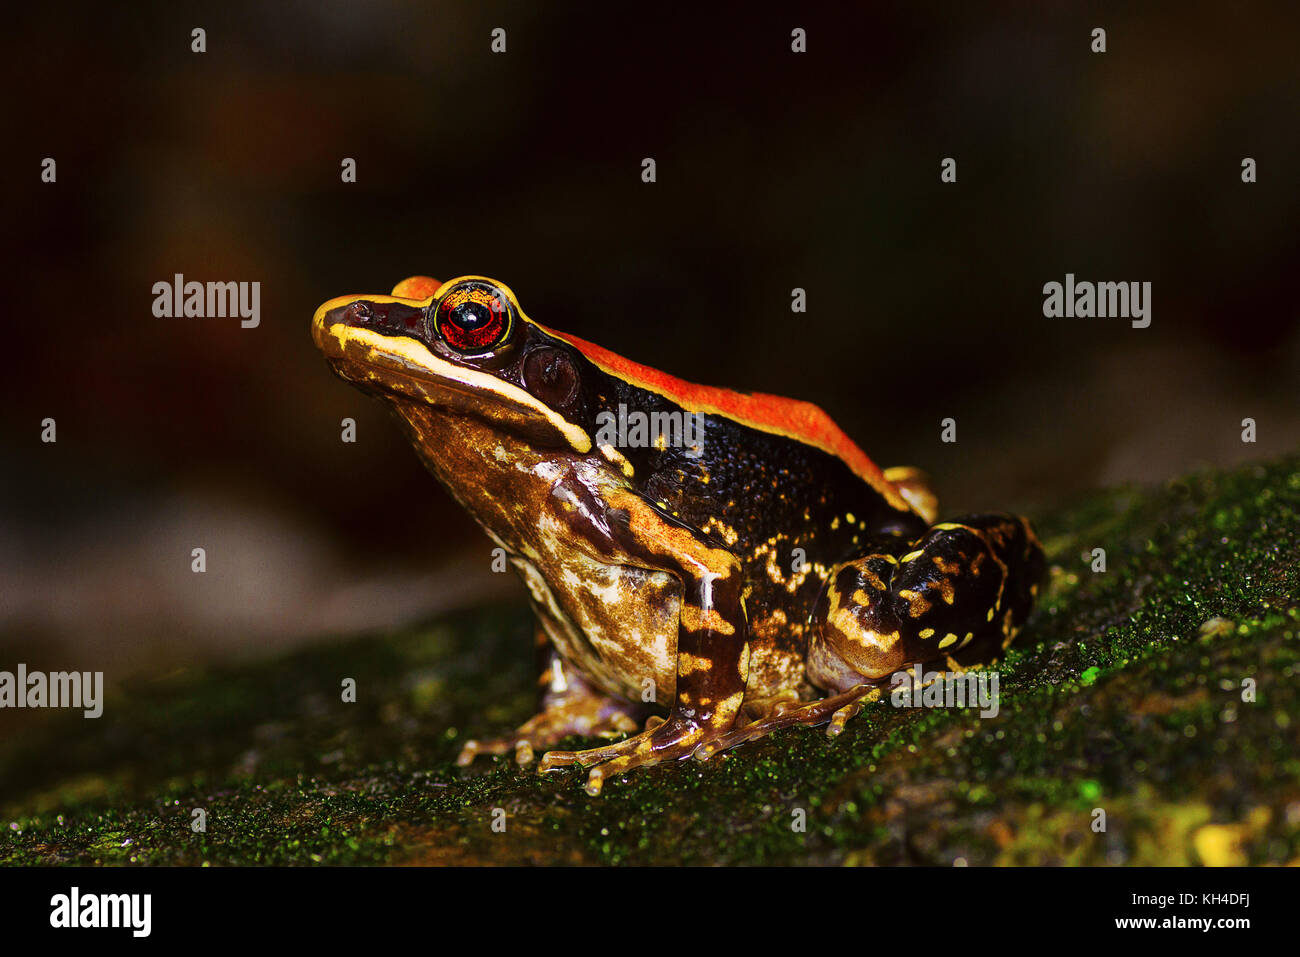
top-left (434, 283), bottom-right (513, 355)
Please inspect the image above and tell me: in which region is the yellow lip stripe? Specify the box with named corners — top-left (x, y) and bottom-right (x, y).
top-left (317, 314), bottom-right (592, 454)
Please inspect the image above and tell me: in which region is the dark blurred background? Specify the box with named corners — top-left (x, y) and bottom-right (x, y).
top-left (3, 1), bottom-right (1298, 681)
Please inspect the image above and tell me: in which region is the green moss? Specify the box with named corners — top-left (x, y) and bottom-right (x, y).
top-left (3, 455), bottom-right (1299, 865)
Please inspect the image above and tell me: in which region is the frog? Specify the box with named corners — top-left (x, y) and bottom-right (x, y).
top-left (312, 274), bottom-right (1046, 795)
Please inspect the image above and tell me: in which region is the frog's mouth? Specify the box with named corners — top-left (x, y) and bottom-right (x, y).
top-left (312, 295), bottom-right (592, 454)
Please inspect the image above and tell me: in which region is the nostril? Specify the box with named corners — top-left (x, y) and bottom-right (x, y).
top-left (336, 299), bottom-right (429, 342)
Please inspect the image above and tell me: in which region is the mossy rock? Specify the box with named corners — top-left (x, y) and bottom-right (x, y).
top-left (3, 456), bottom-right (1299, 865)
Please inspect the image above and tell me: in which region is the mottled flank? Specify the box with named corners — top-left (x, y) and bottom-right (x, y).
top-left (3, 455), bottom-right (1300, 865)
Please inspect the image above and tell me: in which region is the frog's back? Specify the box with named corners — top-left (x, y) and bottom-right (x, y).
top-left (647, 407), bottom-right (924, 576)
top-left (548, 325), bottom-right (910, 510)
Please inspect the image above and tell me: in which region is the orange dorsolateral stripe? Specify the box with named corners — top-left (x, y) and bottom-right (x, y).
top-left (540, 324), bottom-right (905, 506)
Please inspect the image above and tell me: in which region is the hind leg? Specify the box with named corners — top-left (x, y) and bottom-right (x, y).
top-left (810, 514), bottom-right (1044, 690)
top-left (697, 514), bottom-right (1044, 757)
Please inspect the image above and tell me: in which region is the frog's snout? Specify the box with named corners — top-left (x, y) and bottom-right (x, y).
top-left (322, 298), bottom-right (431, 343)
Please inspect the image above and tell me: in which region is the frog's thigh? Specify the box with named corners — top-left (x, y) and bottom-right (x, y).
top-left (808, 513), bottom-right (1044, 694)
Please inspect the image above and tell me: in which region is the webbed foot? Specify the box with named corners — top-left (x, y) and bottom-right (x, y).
top-left (538, 715), bottom-right (708, 796)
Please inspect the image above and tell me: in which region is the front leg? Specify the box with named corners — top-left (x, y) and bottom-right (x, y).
top-left (457, 632), bottom-right (644, 766)
top-left (538, 489), bottom-right (749, 795)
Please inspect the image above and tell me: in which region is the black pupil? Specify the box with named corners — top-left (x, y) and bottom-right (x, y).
top-left (448, 300), bottom-right (495, 330)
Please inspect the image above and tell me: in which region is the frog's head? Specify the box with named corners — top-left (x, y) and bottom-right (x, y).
top-left (313, 275), bottom-right (598, 455)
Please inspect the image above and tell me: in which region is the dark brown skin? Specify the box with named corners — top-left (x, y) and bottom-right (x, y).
top-left (312, 275), bottom-right (1046, 794)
